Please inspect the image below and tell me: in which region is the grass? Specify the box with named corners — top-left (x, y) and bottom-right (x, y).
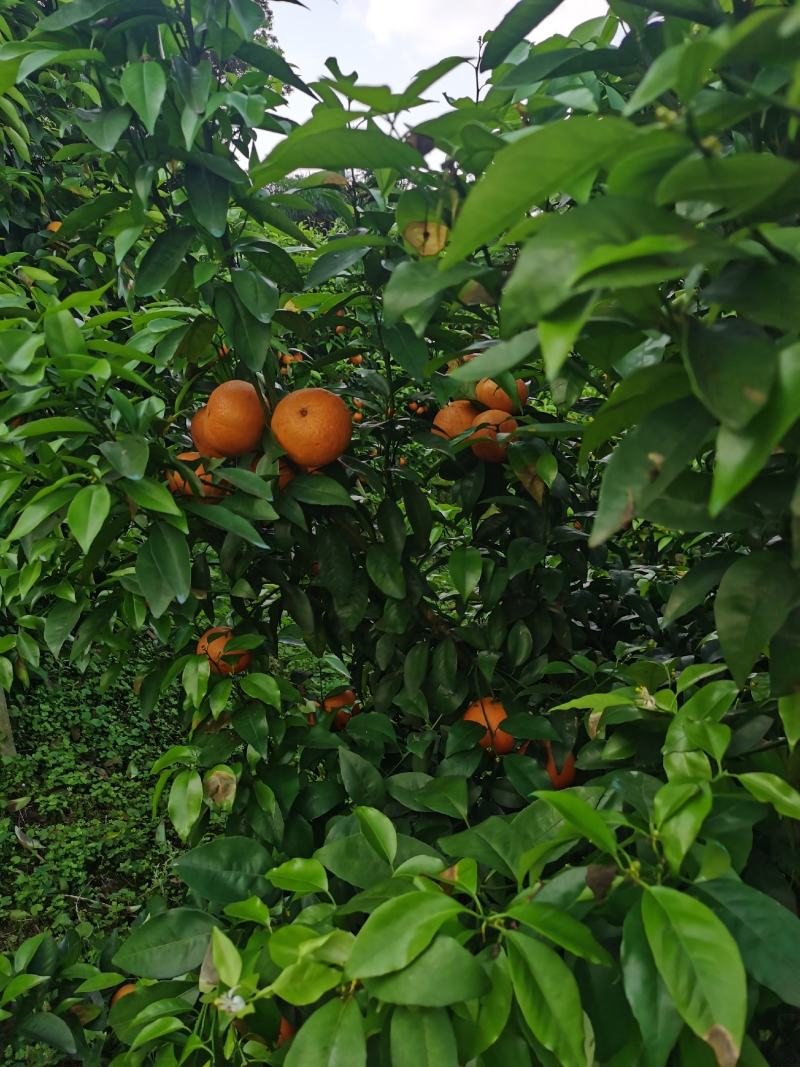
top-left (0, 646), bottom-right (185, 955)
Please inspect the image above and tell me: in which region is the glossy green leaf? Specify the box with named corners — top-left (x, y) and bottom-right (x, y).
top-left (480, 0), bottom-right (563, 70)
top-left (390, 1006), bottom-right (458, 1067)
top-left (284, 997), bottom-right (365, 1067)
top-left (346, 892), bottom-right (463, 979)
top-left (120, 61), bottom-right (166, 135)
top-left (113, 908), bottom-right (219, 978)
top-left (737, 772), bottom-right (800, 820)
top-left (642, 887), bottom-right (746, 1064)
top-left (175, 836), bottom-right (272, 903)
top-left (135, 228), bottom-right (195, 297)
top-left (66, 483), bottom-right (110, 554)
top-left (266, 857), bottom-right (328, 895)
top-left (506, 930), bottom-right (587, 1067)
top-left (621, 899), bottom-right (683, 1067)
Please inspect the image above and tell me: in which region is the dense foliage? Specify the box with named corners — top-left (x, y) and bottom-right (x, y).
top-left (2, 0), bottom-right (800, 1064)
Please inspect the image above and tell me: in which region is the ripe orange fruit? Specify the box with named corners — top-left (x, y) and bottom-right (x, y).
top-left (279, 353), bottom-right (292, 366)
top-left (46, 220), bottom-right (62, 233)
top-left (398, 456), bottom-right (408, 466)
top-left (335, 324), bottom-right (346, 335)
top-left (462, 697), bottom-right (514, 755)
top-left (166, 452), bottom-right (224, 501)
top-left (544, 742), bottom-right (576, 789)
top-left (190, 407), bottom-right (223, 458)
top-left (353, 398), bottom-right (364, 409)
top-left (470, 409), bottom-right (517, 463)
top-left (197, 627), bottom-right (252, 676)
top-left (408, 401), bottom-right (418, 412)
top-left (353, 411), bottom-right (363, 423)
top-left (323, 688), bottom-right (359, 731)
top-left (417, 405), bottom-right (427, 415)
top-left (292, 353), bottom-right (303, 363)
top-left (193, 381), bottom-right (265, 457)
top-left (271, 388), bottom-right (352, 469)
top-left (432, 400), bottom-right (481, 441)
top-left (335, 309), bottom-right (345, 317)
top-left (111, 983), bottom-right (136, 1006)
top-left (475, 378), bottom-right (528, 413)
top-left (277, 1016), bottom-right (296, 1047)
top-left (349, 355), bottom-right (363, 366)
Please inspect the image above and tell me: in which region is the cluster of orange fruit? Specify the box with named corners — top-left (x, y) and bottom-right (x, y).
top-left (307, 687), bottom-right (360, 731)
top-left (463, 696), bottom-right (576, 789)
top-left (433, 375), bottom-right (528, 463)
top-left (167, 380), bottom-right (353, 501)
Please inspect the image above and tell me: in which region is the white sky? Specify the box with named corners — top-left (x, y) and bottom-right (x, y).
top-left (265, 0), bottom-right (609, 136)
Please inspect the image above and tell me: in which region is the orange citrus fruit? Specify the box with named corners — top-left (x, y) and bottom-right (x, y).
top-left (432, 400), bottom-right (481, 441)
top-left (190, 407), bottom-right (224, 458)
top-left (544, 742), bottom-right (576, 789)
top-left (462, 697), bottom-right (514, 755)
top-left (277, 1016), bottom-right (296, 1047)
top-left (270, 388), bottom-right (352, 469)
top-left (46, 220), bottom-right (62, 233)
top-left (111, 983), bottom-right (137, 1006)
top-left (323, 688), bottom-right (359, 731)
top-left (475, 378), bottom-right (528, 413)
top-left (470, 409), bottom-right (517, 463)
top-left (197, 626), bottom-right (252, 676)
top-left (193, 381), bottom-right (265, 457)
top-left (166, 452), bottom-right (225, 501)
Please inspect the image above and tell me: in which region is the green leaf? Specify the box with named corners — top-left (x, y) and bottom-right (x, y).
top-left (480, 0), bottom-right (563, 70)
top-left (16, 1013), bottom-right (77, 1056)
top-left (448, 546), bottom-right (482, 600)
top-left (284, 998), bottom-right (365, 1067)
top-left (66, 483), bottom-right (110, 554)
top-left (346, 892), bottom-right (464, 979)
top-left (99, 435), bottom-right (149, 480)
top-left (231, 268), bottom-right (278, 322)
top-left (580, 364), bottom-right (691, 462)
top-left (449, 329), bottom-right (539, 383)
top-left (266, 858), bottom-right (328, 895)
top-left (443, 117), bottom-right (636, 264)
top-left (621, 899), bottom-right (683, 1067)
top-left (339, 749), bottom-right (386, 807)
top-left (168, 768), bottom-right (203, 841)
top-left (252, 128), bottom-right (422, 186)
top-left (642, 887), bottom-right (746, 1064)
top-left (684, 320), bottom-right (775, 431)
top-left (271, 959), bottom-right (341, 1005)
top-left (183, 501), bottom-right (265, 547)
top-left (289, 474), bottom-right (354, 509)
top-left (240, 672), bottom-right (281, 708)
top-left (185, 166), bottom-right (230, 238)
top-left (7, 486), bottom-right (76, 540)
top-left (590, 398), bottom-right (714, 547)
top-left (120, 61), bottom-right (166, 135)
top-left (43, 599), bottom-right (83, 658)
top-left (136, 522), bottom-right (191, 618)
top-left (696, 879), bottom-right (800, 1008)
top-left (305, 246), bottom-right (369, 290)
top-left (383, 323), bottom-right (428, 382)
top-left (507, 902), bottom-right (612, 965)
top-left (779, 693), bottom-right (800, 754)
top-left (711, 342), bottom-right (800, 514)
top-left (366, 543), bottom-right (406, 599)
top-left (506, 930), bottom-right (587, 1067)
top-left (130, 1016), bottom-right (186, 1051)
top-left (657, 153), bottom-right (799, 216)
top-left (135, 228), bottom-right (195, 297)
top-left (113, 908), bottom-right (219, 978)
top-left (175, 836), bottom-right (272, 903)
top-left (211, 927), bottom-right (241, 988)
top-left (11, 417), bottom-right (97, 438)
top-left (383, 259), bottom-right (483, 326)
top-left (534, 790), bottom-right (618, 855)
top-left (44, 309), bottom-right (86, 356)
top-left (355, 806), bottom-right (397, 866)
top-left (663, 554), bottom-right (736, 626)
top-left (368, 936), bottom-right (488, 1007)
top-left (714, 552), bottom-right (796, 688)
top-left (390, 1006), bottom-right (458, 1067)
top-left (73, 107), bottom-right (131, 152)
top-left (737, 772), bottom-right (800, 820)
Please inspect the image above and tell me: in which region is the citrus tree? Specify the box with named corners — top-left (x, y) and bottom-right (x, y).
top-left (2, 0), bottom-right (800, 1064)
